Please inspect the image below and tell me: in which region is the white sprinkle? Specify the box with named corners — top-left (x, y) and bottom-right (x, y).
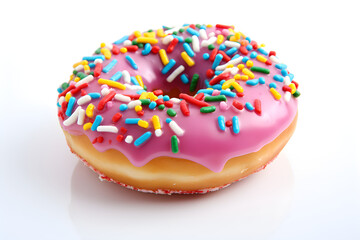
top-left (123, 40), bottom-right (132, 46)
top-left (164, 27), bottom-right (181, 34)
top-left (114, 93), bottom-right (131, 102)
top-left (199, 29), bottom-right (208, 39)
top-left (208, 32), bottom-right (215, 38)
top-left (97, 126), bottom-right (119, 133)
top-left (125, 135), bottom-right (133, 144)
top-left (230, 67), bottom-right (239, 75)
top-left (58, 96), bottom-right (65, 105)
top-left (201, 36), bottom-right (217, 47)
top-left (127, 100), bottom-right (142, 109)
top-left (75, 75), bottom-right (94, 87)
top-left (215, 56), bottom-right (243, 71)
top-left (168, 120), bottom-right (185, 136)
top-left (170, 98), bottom-right (181, 104)
top-left (284, 91), bottom-right (292, 102)
top-left (94, 58), bottom-right (103, 64)
top-left (77, 95), bottom-right (91, 105)
top-left (122, 70), bottom-right (131, 84)
top-left (162, 35), bottom-right (174, 45)
top-left (101, 88), bottom-right (110, 96)
top-left (155, 129), bottom-right (163, 137)
top-left (192, 35), bottom-right (200, 52)
top-left (167, 65), bottom-right (185, 83)
top-left (124, 84), bottom-right (143, 90)
top-left (105, 43), bottom-right (114, 50)
top-left (224, 40), bottom-right (240, 49)
top-left (270, 55), bottom-right (281, 64)
top-left (63, 106), bottom-right (81, 126)
top-left (77, 108), bottom-right (85, 125)
top-left (283, 76), bottom-right (291, 86)
top-left (75, 64), bottom-right (84, 71)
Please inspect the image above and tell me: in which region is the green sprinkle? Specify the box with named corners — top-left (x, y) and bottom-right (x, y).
top-left (196, 24), bottom-right (201, 29)
top-left (140, 99), bottom-right (151, 105)
top-left (72, 70), bottom-right (78, 75)
top-left (172, 31), bottom-right (178, 35)
top-left (147, 29), bottom-right (153, 32)
top-left (138, 43), bottom-right (144, 48)
top-left (132, 40), bottom-right (138, 45)
top-left (163, 26), bottom-right (171, 30)
top-left (61, 82), bottom-right (69, 90)
top-left (95, 48), bottom-right (101, 54)
top-left (293, 90), bottom-right (301, 98)
top-left (171, 135), bottom-right (179, 153)
top-left (208, 44), bottom-right (215, 50)
top-left (204, 95), bottom-right (227, 102)
top-left (158, 104), bottom-right (165, 110)
top-left (143, 85), bottom-right (147, 91)
top-left (185, 37), bottom-right (192, 43)
top-left (179, 28), bottom-right (185, 33)
top-left (250, 66), bottom-right (270, 74)
top-left (190, 74), bottom-right (200, 92)
top-left (230, 85), bottom-right (235, 91)
top-left (167, 108), bottom-right (177, 117)
top-left (227, 35), bottom-right (234, 40)
top-left (89, 71), bottom-right (94, 76)
top-left (77, 72), bottom-right (87, 79)
top-left (200, 106), bottom-right (216, 113)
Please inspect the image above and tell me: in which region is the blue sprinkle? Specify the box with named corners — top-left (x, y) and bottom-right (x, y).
top-left (66, 97), bottom-right (76, 117)
top-left (91, 115), bottom-right (103, 131)
top-left (275, 63), bottom-right (287, 70)
top-left (183, 43), bottom-right (195, 57)
top-left (212, 54), bottom-right (223, 70)
top-left (203, 53), bottom-right (210, 60)
top-left (213, 84), bottom-right (223, 90)
top-left (259, 77), bottom-right (266, 84)
top-left (245, 102), bottom-right (254, 111)
top-left (218, 116), bottom-right (226, 131)
top-left (141, 43), bottom-right (152, 56)
top-left (226, 47), bottom-right (237, 56)
top-left (232, 116), bottom-right (240, 134)
top-left (119, 104), bottom-right (128, 111)
top-left (181, 74), bottom-right (189, 84)
top-left (220, 90), bottom-right (236, 97)
top-left (269, 82), bottom-right (277, 89)
top-left (197, 89), bottom-right (213, 95)
top-left (200, 25), bottom-right (207, 30)
top-left (134, 131), bottom-right (152, 147)
top-left (82, 55), bottom-right (105, 61)
top-left (166, 118), bottom-right (172, 124)
top-left (57, 102), bottom-right (61, 107)
top-left (102, 59), bottom-right (118, 73)
top-left (214, 70), bottom-right (223, 75)
top-left (161, 59), bottom-right (176, 74)
top-left (242, 56), bottom-right (249, 63)
top-left (246, 79), bottom-right (259, 86)
top-left (163, 95), bottom-right (170, 101)
top-left (57, 88), bottom-right (63, 94)
top-left (273, 75), bottom-right (284, 82)
top-left (245, 36), bottom-right (251, 43)
top-left (220, 80), bottom-right (226, 85)
top-left (158, 95), bottom-right (163, 99)
top-left (125, 55), bottom-right (138, 70)
top-left (186, 28), bottom-right (200, 36)
top-left (136, 90), bottom-right (146, 94)
top-left (219, 44), bottom-right (226, 51)
top-left (131, 76), bottom-right (139, 86)
top-left (246, 45), bottom-right (253, 51)
top-left (149, 101), bottom-right (157, 109)
top-left (204, 80), bottom-right (211, 88)
top-left (258, 48), bottom-right (268, 56)
top-left (172, 35), bottom-right (184, 42)
top-left (281, 69), bottom-right (288, 77)
top-left (289, 73), bottom-right (295, 80)
top-left (125, 118), bottom-right (141, 124)
top-left (113, 35), bottom-right (129, 44)
top-left (250, 52), bottom-right (258, 59)
top-left (110, 71), bottom-right (122, 81)
top-left (88, 92), bottom-right (101, 99)
top-left (231, 54), bottom-right (241, 60)
top-left (89, 63), bottom-right (96, 68)
top-left (182, 24), bottom-right (190, 27)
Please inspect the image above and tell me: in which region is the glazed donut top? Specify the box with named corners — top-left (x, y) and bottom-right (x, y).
top-left (57, 24), bottom-right (300, 172)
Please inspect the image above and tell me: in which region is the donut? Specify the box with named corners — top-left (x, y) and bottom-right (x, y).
top-left (57, 24), bottom-right (300, 194)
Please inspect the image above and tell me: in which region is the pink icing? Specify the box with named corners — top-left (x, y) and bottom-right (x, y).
top-left (58, 25), bottom-right (298, 172)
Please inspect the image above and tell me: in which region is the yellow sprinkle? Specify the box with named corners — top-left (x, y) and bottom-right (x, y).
top-left (222, 79), bottom-right (235, 90)
top-left (242, 68), bottom-right (255, 79)
top-left (229, 36), bottom-right (237, 42)
top-left (65, 92), bottom-right (72, 102)
top-left (159, 49), bottom-right (169, 65)
top-left (101, 48), bottom-right (111, 60)
top-left (156, 29), bottom-right (166, 38)
top-left (229, 28), bottom-right (235, 33)
top-left (235, 32), bottom-right (241, 40)
top-left (289, 83), bottom-right (297, 94)
top-left (134, 30), bottom-right (142, 38)
top-left (84, 64), bottom-right (90, 73)
top-left (237, 64), bottom-right (245, 70)
top-left (72, 60), bottom-right (88, 68)
top-left (98, 78), bottom-right (126, 90)
top-left (135, 75), bottom-right (144, 88)
top-left (83, 122), bottom-right (92, 131)
top-left (120, 47), bottom-right (127, 53)
top-left (147, 92), bottom-right (158, 101)
top-left (240, 75), bottom-right (249, 81)
top-left (138, 120), bottom-right (149, 128)
top-left (100, 43), bottom-right (106, 48)
top-left (139, 92), bottom-right (148, 100)
top-left (207, 24), bottom-right (213, 28)
top-left (143, 32), bottom-right (156, 38)
top-left (256, 55), bottom-right (267, 63)
top-left (86, 104), bottom-right (95, 118)
top-left (226, 64), bottom-right (234, 69)
top-left (246, 60), bottom-right (254, 68)
top-left (74, 77), bottom-right (80, 83)
top-left (151, 115), bottom-right (161, 130)
top-left (260, 43), bottom-right (266, 48)
top-left (231, 81), bottom-right (244, 93)
top-left (181, 51), bottom-right (195, 67)
top-left (69, 74), bottom-right (74, 81)
top-left (135, 105), bottom-right (142, 112)
top-left (270, 88), bottom-right (282, 100)
top-left (217, 34), bottom-right (224, 44)
top-left (136, 37), bottom-right (158, 44)
top-left (234, 74), bottom-right (241, 80)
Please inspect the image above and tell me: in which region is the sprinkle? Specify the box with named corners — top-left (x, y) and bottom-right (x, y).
top-left (284, 91), bottom-right (292, 102)
top-left (269, 82), bottom-right (277, 89)
top-left (212, 54), bottom-right (223, 70)
top-left (125, 135), bottom-right (133, 144)
top-left (138, 120), bottom-right (149, 128)
top-left (161, 59), bottom-right (176, 74)
top-left (259, 77), bottom-right (266, 84)
top-left (220, 90), bottom-right (236, 97)
top-left (167, 38), bottom-right (179, 53)
top-left (125, 55), bottom-right (138, 70)
top-left (217, 34), bottom-right (224, 44)
top-left (186, 27), bottom-right (200, 36)
top-left (110, 71), bottom-right (122, 81)
top-left (86, 104), bottom-right (95, 118)
top-left (180, 100), bottom-right (190, 116)
top-left (142, 43), bottom-right (152, 56)
top-left (136, 37), bottom-right (158, 44)
top-left (204, 95), bottom-right (227, 102)
top-left (270, 88), bottom-right (282, 100)
top-left (91, 115), bottom-right (103, 131)
top-left (254, 99), bottom-right (261, 115)
top-left (189, 74), bottom-right (200, 92)
top-left (209, 72), bottom-right (230, 85)
top-left (200, 106), bottom-right (216, 113)
top-left (242, 68), bottom-right (255, 79)
top-left (149, 101), bottom-right (157, 109)
top-left (134, 132), bottom-right (152, 147)
top-left (232, 116), bottom-right (240, 134)
top-left (171, 135), bottom-right (179, 153)
top-left (98, 78), bottom-right (126, 90)
top-left (166, 118), bottom-right (185, 136)
top-left (192, 35), bottom-right (200, 52)
top-left (82, 55), bottom-right (105, 61)
top-left (250, 66), bottom-right (270, 74)
top-left (102, 59), bottom-right (118, 73)
top-left (246, 79), bottom-right (259, 86)
top-left (232, 100), bottom-right (244, 110)
top-left (256, 55), bottom-right (267, 63)
top-left (63, 106), bottom-right (81, 126)
top-left (75, 75), bottom-right (94, 87)
top-left (135, 75), bottom-right (144, 88)
top-left (220, 101), bottom-right (228, 110)
top-left (167, 65), bottom-right (185, 83)
top-left (273, 75), bottom-right (284, 82)
top-left (162, 35), bottom-right (174, 44)
top-left (224, 40), bottom-right (240, 49)
top-left (98, 91), bottom-right (116, 110)
top-left (218, 116), bottom-right (226, 131)
top-left (125, 118), bottom-right (141, 124)
top-left (151, 115), bottom-right (163, 137)
top-left (203, 53), bottom-right (210, 60)
top-left (97, 126), bottom-right (118, 133)
top-left (199, 28), bottom-right (208, 39)
top-left (231, 82), bottom-right (243, 93)
top-left (77, 95), bottom-right (91, 105)
top-left (114, 35), bottom-right (129, 44)
top-left (83, 122), bottom-right (92, 131)
top-left (245, 102), bottom-right (254, 111)
top-left (293, 90), bottom-right (301, 98)
top-left (65, 97), bottom-right (76, 116)
top-left (226, 47), bottom-right (238, 56)
top-left (127, 100), bottom-right (142, 109)
top-left (183, 43), bottom-right (195, 57)
top-left (114, 93), bottom-right (131, 102)
top-left (122, 70), bottom-right (131, 84)
top-left (181, 51), bottom-right (195, 67)
top-left (112, 113), bottom-right (122, 123)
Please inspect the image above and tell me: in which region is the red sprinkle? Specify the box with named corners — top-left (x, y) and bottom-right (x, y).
top-left (239, 46), bottom-right (248, 55)
top-left (206, 69), bottom-right (215, 79)
top-left (236, 92), bottom-right (244, 97)
top-left (218, 50), bottom-right (231, 62)
top-left (189, 24), bottom-right (196, 29)
top-left (58, 110), bottom-right (65, 121)
top-left (94, 62), bottom-right (102, 77)
top-left (92, 138), bottom-right (97, 144)
top-left (128, 34), bottom-right (135, 41)
top-left (265, 59), bottom-right (272, 65)
top-left (97, 137), bottom-right (104, 143)
top-left (254, 99), bottom-right (261, 115)
top-left (225, 120), bottom-right (233, 127)
top-left (151, 46), bottom-right (160, 54)
top-left (116, 135), bottom-right (124, 142)
top-left (112, 45), bottom-right (120, 55)
top-left (137, 110), bottom-right (144, 117)
top-left (167, 38), bottom-right (179, 53)
top-left (164, 101), bottom-right (173, 108)
top-left (251, 41), bottom-right (258, 50)
top-left (126, 45), bottom-right (138, 52)
top-left (209, 72), bottom-right (230, 85)
top-left (155, 99), bottom-right (164, 105)
top-left (81, 89), bottom-right (87, 96)
top-left (120, 127), bottom-right (127, 134)
top-left (194, 92), bottom-right (204, 100)
top-left (97, 91), bottom-right (116, 111)
top-left (58, 85), bottom-right (75, 98)
top-left (215, 24), bottom-right (234, 29)
top-left (112, 112), bottom-right (122, 123)
top-left (179, 93), bottom-right (210, 108)
top-left (123, 94), bottom-right (140, 100)
top-left (210, 48), bottom-right (218, 62)
top-left (70, 83), bottom-right (88, 95)
top-left (232, 100), bottom-right (244, 110)
top-left (292, 80), bottom-right (299, 89)
top-left (153, 89), bottom-right (163, 96)
top-left (180, 100), bottom-right (190, 116)
top-left (269, 51), bottom-right (276, 57)
top-left (282, 85), bottom-right (292, 92)
top-left (61, 101), bottom-right (68, 113)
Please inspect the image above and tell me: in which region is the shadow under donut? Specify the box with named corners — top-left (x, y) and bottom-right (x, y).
top-left (68, 153), bottom-right (294, 240)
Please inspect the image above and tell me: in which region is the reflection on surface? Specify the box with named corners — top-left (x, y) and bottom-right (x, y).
top-left (69, 154), bottom-right (294, 240)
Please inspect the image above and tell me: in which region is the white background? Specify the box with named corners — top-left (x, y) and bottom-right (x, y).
top-left (1, 0), bottom-right (360, 239)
